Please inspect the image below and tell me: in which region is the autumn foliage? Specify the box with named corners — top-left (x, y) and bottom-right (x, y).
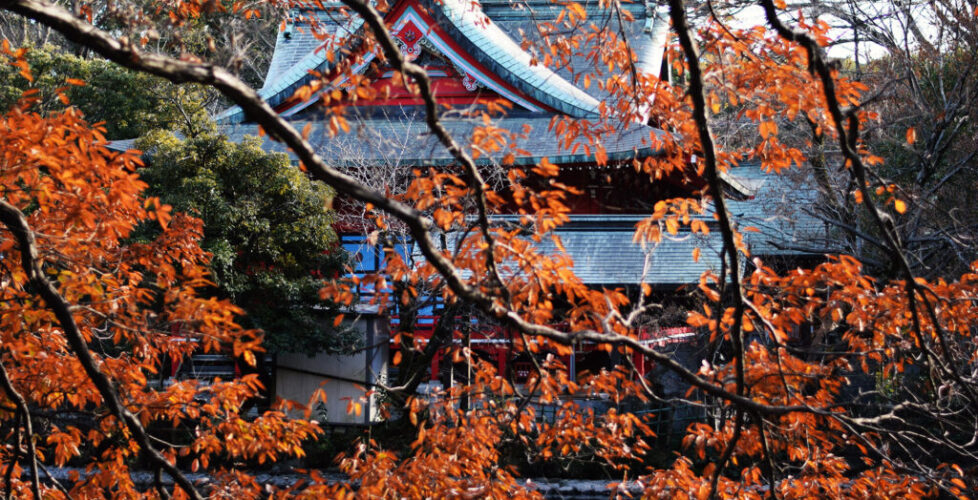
top-left (0, 44), bottom-right (318, 498)
top-left (1, 0), bottom-right (978, 498)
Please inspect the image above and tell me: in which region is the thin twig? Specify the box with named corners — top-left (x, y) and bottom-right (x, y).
top-left (0, 200), bottom-right (203, 500)
top-left (0, 359), bottom-right (40, 499)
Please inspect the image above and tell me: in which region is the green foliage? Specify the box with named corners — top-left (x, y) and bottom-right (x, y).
top-left (136, 129), bottom-right (354, 355)
top-left (0, 46), bottom-right (355, 355)
top-left (0, 45), bottom-right (211, 139)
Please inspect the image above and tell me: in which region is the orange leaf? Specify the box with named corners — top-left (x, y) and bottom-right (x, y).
top-left (894, 199), bottom-right (907, 214)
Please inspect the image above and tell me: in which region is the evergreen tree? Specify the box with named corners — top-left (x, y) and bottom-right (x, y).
top-left (137, 129), bottom-right (353, 355)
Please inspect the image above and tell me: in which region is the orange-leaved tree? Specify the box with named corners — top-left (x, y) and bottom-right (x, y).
top-left (1, 0), bottom-right (977, 498)
top-left (0, 44), bottom-right (319, 499)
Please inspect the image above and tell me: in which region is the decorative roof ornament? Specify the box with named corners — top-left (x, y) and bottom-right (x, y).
top-left (451, 62), bottom-right (483, 91)
top-left (394, 21), bottom-right (424, 60)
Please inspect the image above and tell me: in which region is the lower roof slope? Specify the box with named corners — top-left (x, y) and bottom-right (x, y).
top-left (721, 163), bottom-right (827, 257)
top-left (219, 108), bottom-right (665, 166)
top-left (409, 214), bottom-right (727, 287)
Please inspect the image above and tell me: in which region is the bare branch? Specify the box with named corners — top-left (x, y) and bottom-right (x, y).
top-left (0, 199), bottom-right (204, 500)
top-left (0, 360), bottom-right (39, 500)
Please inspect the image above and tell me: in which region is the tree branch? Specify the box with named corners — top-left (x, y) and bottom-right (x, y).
top-left (668, 0), bottom-right (749, 495)
top-left (0, 200), bottom-right (203, 500)
top-left (0, 0), bottom-right (846, 427)
top-left (758, 0), bottom-right (978, 411)
top-left (0, 360), bottom-right (39, 500)
top-left (339, 0), bottom-right (509, 298)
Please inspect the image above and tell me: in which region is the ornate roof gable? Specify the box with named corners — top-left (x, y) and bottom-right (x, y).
top-left (211, 0), bottom-right (684, 169)
top-left (386, 0), bottom-right (600, 116)
top-left (219, 0), bottom-right (624, 123)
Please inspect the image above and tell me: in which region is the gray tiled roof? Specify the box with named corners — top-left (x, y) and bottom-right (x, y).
top-left (487, 1), bottom-right (662, 104)
top-left (720, 163), bottom-right (827, 256)
top-left (428, 0), bottom-right (601, 117)
top-left (540, 229), bottom-right (725, 285)
top-left (219, 111), bottom-right (665, 166)
top-left (416, 215), bottom-right (726, 286)
top-left (218, 10), bottom-right (364, 123)
top-left (219, 0), bottom-right (668, 122)
top-left (635, 7), bottom-right (670, 76)
top-left (261, 14), bottom-right (338, 92)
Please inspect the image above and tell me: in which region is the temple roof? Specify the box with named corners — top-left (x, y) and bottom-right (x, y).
top-left (404, 169), bottom-right (827, 287)
top-left (258, 10), bottom-right (364, 107)
top-left (720, 163), bottom-right (827, 257)
top-left (411, 214), bottom-right (727, 287)
top-left (219, 109), bottom-right (665, 166)
top-left (537, 226), bottom-right (725, 286)
top-left (425, 0), bottom-right (600, 116)
top-left (217, 0), bottom-right (671, 160)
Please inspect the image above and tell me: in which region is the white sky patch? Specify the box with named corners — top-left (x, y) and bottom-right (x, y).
top-left (717, 1), bottom-right (941, 62)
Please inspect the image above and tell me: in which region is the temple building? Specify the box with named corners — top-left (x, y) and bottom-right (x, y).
top-left (212, 0), bottom-right (825, 403)
top-left (215, 0), bottom-right (722, 288)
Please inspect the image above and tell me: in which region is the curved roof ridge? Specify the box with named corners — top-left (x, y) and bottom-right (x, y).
top-left (428, 0), bottom-right (601, 118)
top-left (218, 114), bottom-right (663, 167)
top-left (219, 0), bottom-right (619, 123)
top-left (217, 13), bottom-right (364, 123)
